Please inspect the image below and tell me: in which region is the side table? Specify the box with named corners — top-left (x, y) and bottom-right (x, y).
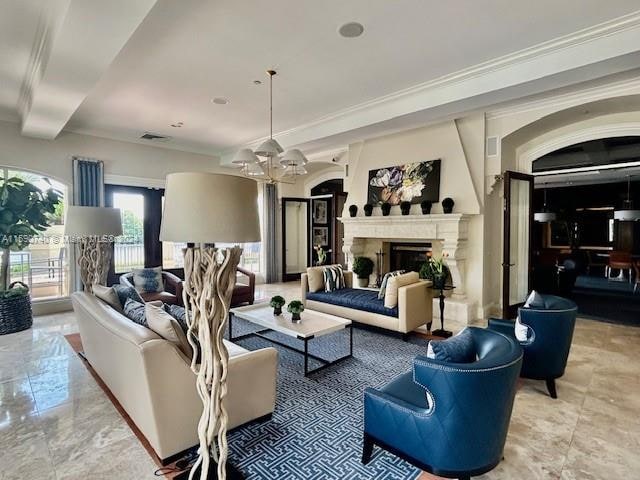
top-left (431, 284), bottom-right (455, 338)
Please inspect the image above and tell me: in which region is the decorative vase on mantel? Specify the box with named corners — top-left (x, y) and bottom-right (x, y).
top-left (381, 202), bottom-right (391, 216)
top-left (442, 197), bottom-right (455, 214)
top-left (420, 200), bottom-right (432, 215)
top-left (364, 204), bottom-right (373, 217)
top-left (348, 205), bottom-right (358, 217)
top-left (400, 201), bottom-right (411, 216)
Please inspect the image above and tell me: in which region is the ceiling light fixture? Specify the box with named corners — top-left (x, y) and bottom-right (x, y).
top-left (232, 70), bottom-right (308, 184)
top-left (339, 22), bottom-right (364, 38)
top-left (170, 122), bottom-right (183, 128)
top-left (212, 97), bottom-right (229, 105)
top-left (534, 184), bottom-right (556, 222)
top-left (614, 175), bottom-right (640, 221)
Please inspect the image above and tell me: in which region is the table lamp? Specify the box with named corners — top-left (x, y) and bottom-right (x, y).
top-left (160, 172), bottom-right (260, 480)
top-left (64, 206), bottom-right (122, 292)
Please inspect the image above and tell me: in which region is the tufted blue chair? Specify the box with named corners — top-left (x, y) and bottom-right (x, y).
top-left (488, 295), bottom-right (577, 399)
top-left (362, 327), bottom-right (522, 479)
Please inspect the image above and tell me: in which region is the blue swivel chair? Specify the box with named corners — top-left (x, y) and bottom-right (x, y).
top-left (488, 295), bottom-right (577, 399)
top-left (362, 327), bottom-right (522, 479)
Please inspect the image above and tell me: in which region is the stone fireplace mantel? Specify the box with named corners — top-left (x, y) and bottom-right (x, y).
top-left (340, 214), bottom-right (475, 323)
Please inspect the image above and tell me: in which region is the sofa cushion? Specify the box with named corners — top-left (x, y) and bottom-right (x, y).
top-left (224, 340), bottom-right (248, 357)
top-left (92, 284), bottom-right (123, 313)
top-left (145, 303), bottom-right (192, 357)
top-left (306, 266), bottom-right (326, 292)
top-left (377, 270), bottom-right (405, 300)
top-left (132, 266), bottom-right (164, 294)
top-left (142, 291), bottom-right (178, 304)
top-left (307, 288), bottom-right (398, 318)
top-left (426, 328), bottom-right (476, 363)
top-left (323, 265), bottom-right (345, 292)
top-left (113, 284), bottom-right (144, 308)
top-left (384, 272), bottom-right (420, 309)
top-left (524, 290), bottom-right (544, 309)
top-left (124, 298), bottom-right (148, 327)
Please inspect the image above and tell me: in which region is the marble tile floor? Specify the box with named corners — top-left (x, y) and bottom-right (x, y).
top-left (0, 282), bottom-right (638, 479)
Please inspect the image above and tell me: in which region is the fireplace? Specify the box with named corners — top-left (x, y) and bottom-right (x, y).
top-left (389, 242), bottom-right (432, 273)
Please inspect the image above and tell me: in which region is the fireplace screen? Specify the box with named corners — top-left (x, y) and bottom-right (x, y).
top-left (389, 243), bottom-right (432, 273)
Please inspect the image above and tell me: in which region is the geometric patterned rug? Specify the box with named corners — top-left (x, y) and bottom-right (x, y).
top-left (226, 317), bottom-right (429, 480)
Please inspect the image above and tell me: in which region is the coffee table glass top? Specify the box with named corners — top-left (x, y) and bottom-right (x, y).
top-left (230, 303), bottom-right (351, 339)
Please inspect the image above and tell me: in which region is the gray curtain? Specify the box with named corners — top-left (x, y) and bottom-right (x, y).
top-left (72, 157), bottom-right (104, 207)
top-left (264, 183), bottom-right (278, 283)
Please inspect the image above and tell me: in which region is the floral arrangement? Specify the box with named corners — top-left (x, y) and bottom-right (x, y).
top-left (270, 295), bottom-right (286, 315)
top-left (419, 252), bottom-right (450, 288)
top-left (368, 160), bottom-right (439, 206)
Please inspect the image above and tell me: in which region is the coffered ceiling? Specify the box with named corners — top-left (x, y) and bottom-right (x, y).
top-left (2, 0), bottom-right (640, 159)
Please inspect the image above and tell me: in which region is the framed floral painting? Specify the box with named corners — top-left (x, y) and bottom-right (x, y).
top-left (367, 160), bottom-right (441, 206)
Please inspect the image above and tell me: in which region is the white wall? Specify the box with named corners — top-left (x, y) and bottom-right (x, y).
top-left (0, 120), bottom-right (229, 189)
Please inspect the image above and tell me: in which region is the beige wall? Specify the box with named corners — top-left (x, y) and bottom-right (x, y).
top-left (0, 120), bottom-right (228, 189)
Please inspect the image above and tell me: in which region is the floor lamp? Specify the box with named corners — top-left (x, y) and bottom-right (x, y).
top-left (160, 173), bottom-right (260, 480)
top-left (64, 206), bottom-right (122, 293)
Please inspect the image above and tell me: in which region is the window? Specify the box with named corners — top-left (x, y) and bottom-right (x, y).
top-left (1, 168), bottom-right (69, 300)
top-left (112, 192), bottom-right (145, 272)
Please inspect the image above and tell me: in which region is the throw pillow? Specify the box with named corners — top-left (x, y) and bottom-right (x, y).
top-left (132, 266), bottom-right (164, 294)
top-left (123, 298), bottom-right (148, 327)
top-left (113, 284), bottom-right (144, 309)
top-left (145, 303), bottom-right (192, 357)
top-left (384, 271), bottom-right (420, 309)
top-left (524, 290), bottom-right (544, 309)
top-left (377, 270), bottom-right (405, 300)
top-left (426, 328), bottom-right (476, 363)
top-left (92, 284), bottom-right (123, 313)
top-left (306, 266), bottom-right (326, 292)
top-left (514, 316), bottom-right (530, 342)
top-left (323, 265), bottom-right (345, 292)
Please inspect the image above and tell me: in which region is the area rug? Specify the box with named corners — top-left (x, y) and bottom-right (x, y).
top-left (67, 319), bottom-right (432, 480)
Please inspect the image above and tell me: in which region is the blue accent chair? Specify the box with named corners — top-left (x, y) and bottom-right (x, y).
top-left (362, 327), bottom-right (522, 479)
top-left (488, 295), bottom-right (577, 399)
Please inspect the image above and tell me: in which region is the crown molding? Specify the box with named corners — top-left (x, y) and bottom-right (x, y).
top-left (224, 10), bottom-right (640, 154)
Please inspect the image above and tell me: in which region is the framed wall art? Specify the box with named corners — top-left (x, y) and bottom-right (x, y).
top-left (367, 159), bottom-right (441, 206)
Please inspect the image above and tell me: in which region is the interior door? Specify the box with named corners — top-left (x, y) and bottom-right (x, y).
top-left (282, 198), bottom-right (310, 281)
top-left (503, 171), bottom-right (534, 319)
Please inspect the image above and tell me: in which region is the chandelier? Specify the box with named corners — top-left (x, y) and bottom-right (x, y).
top-left (232, 70), bottom-right (308, 183)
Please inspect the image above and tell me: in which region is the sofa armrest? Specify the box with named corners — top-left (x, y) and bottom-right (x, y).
top-left (398, 280), bottom-right (432, 333)
top-left (237, 266), bottom-right (256, 290)
top-left (487, 318), bottom-right (516, 339)
top-left (301, 273), bottom-right (310, 306)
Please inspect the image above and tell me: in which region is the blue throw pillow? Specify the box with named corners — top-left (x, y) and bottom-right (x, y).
top-left (132, 266), bottom-right (164, 294)
top-left (165, 304), bottom-right (188, 333)
top-left (427, 328), bottom-right (476, 363)
top-left (124, 298), bottom-right (147, 327)
top-left (113, 284), bottom-right (144, 309)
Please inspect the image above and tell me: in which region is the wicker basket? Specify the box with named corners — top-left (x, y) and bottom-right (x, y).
top-left (0, 282), bottom-right (33, 335)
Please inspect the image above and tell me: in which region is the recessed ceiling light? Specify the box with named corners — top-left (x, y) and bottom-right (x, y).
top-left (253, 80), bottom-right (262, 85)
top-left (339, 22), bottom-right (364, 38)
top-left (212, 97), bottom-right (229, 105)
top-left (170, 122), bottom-right (183, 128)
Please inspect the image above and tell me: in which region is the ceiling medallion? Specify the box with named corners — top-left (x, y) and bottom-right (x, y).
top-left (232, 70), bottom-right (308, 184)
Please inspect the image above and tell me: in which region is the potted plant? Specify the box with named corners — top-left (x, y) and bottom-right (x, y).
top-left (364, 204), bottom-right (373, 217)
top-left (287, 300), bottom-right (305, 323)
top-left (442, 197), bottom-right (455, 214)
top-left (0, 176), bottom-right (61, 335)
top-left (352, 256), bottom-right (374, 287)
top-left (381, 202), bottom-right (391, 216)
top-left (348, 205), bottom-right (358, 217)
top-left (419, 253), bottom-right (450, 290)
top-left (270, 295), bottom-right (286, 316)
top-left (400, 201), bottom-right (411, 215)
top-left (314, 245), bottom-right (331, 266)
top-left (420, 200), bottom-right (432, 214)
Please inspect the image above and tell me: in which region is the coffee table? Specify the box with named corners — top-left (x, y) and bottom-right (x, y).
top-left (229, 303), bottom-right (353, 376)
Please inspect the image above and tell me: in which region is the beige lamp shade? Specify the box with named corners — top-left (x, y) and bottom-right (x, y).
top-left (232, 148), bottom-right (260, 166)
top-left (254, 138), bottom-right (284, 158)
top-left (160, 172), bottom-right (261, 243)
top-left (64, 206), bottom-right (123, 237)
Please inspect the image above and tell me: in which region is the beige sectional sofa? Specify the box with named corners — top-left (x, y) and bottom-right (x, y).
top-left (301, 267), bottom-right (432, 335)
top-left (71, 292), bottom-right (278, 462)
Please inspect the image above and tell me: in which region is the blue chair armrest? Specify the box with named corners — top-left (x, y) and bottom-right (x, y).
top-left (487, 318), bottom-right (516, 339)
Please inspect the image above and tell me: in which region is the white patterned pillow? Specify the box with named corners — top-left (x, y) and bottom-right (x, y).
top-left (132, 266), bottom-right (163, 294)
top-left (514, 316), bottom-right (530, 342)
top-left (377, 270), bottom-right (405, 299)
top-left (323, 266), bottom-right (345, 292)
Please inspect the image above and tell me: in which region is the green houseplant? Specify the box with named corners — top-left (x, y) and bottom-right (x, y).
top-left (270, 295), bottom-right (286, 315)
top-left (352, 256), bottom-right (374, 288)
top-left (0, 176), bottom-right (61, 335)
top-left (419, 253), bottom-right (450, 290)
top-left (287, 300), bottom-right (305, 322)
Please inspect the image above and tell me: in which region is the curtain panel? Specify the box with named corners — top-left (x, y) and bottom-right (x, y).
top-left (72, 157), bottom-right (104, 207)
top-left (263, 183), bottom-right (279, 283)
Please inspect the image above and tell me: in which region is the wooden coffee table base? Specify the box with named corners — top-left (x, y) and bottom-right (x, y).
top-left (229, 315), bottom-right (353, 376)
